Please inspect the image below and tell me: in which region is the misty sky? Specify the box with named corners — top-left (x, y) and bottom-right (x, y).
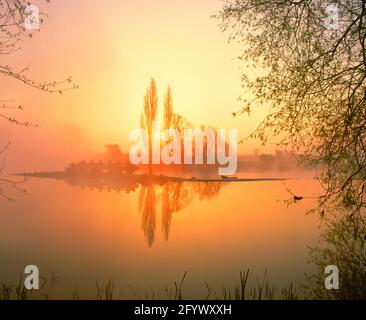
top-left (1, 0), bottom-right (272, 172)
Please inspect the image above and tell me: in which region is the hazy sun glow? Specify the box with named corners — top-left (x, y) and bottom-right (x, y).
top-left (1, 0), bottom-right (271, 172)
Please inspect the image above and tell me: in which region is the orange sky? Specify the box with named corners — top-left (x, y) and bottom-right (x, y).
top-left (1, 0), bottom-right (273, 172)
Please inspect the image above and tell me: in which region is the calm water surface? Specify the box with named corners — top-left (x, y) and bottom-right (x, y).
top-left (0, 173), bottom-right (323, 299)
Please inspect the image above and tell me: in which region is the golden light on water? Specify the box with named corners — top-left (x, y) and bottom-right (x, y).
top-left (1, 0), bottom-right (345, 303)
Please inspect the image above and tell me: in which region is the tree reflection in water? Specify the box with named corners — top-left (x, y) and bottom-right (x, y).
top-left (139, 181), bottom-right (227, 247)
top-left (138, 184), bottom-right (157, 247)
top-left (22, 169), bottom-right (366, 296)
top-left (61, 174), bottom-right (227, 247)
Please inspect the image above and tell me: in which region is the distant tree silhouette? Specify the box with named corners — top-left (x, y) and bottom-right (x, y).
top-left (172, 115), bottom-right (191, 163)
top-left (142, 80), bottom-right (231, 167)
top-left (217, 0), bottom-right (366, 215)
top-left (164, 86), bottom-right (173, 131)
top-left (104, 144), bottom-right (123, 160)
top-left (140, 79), bottom-right (158, 175)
